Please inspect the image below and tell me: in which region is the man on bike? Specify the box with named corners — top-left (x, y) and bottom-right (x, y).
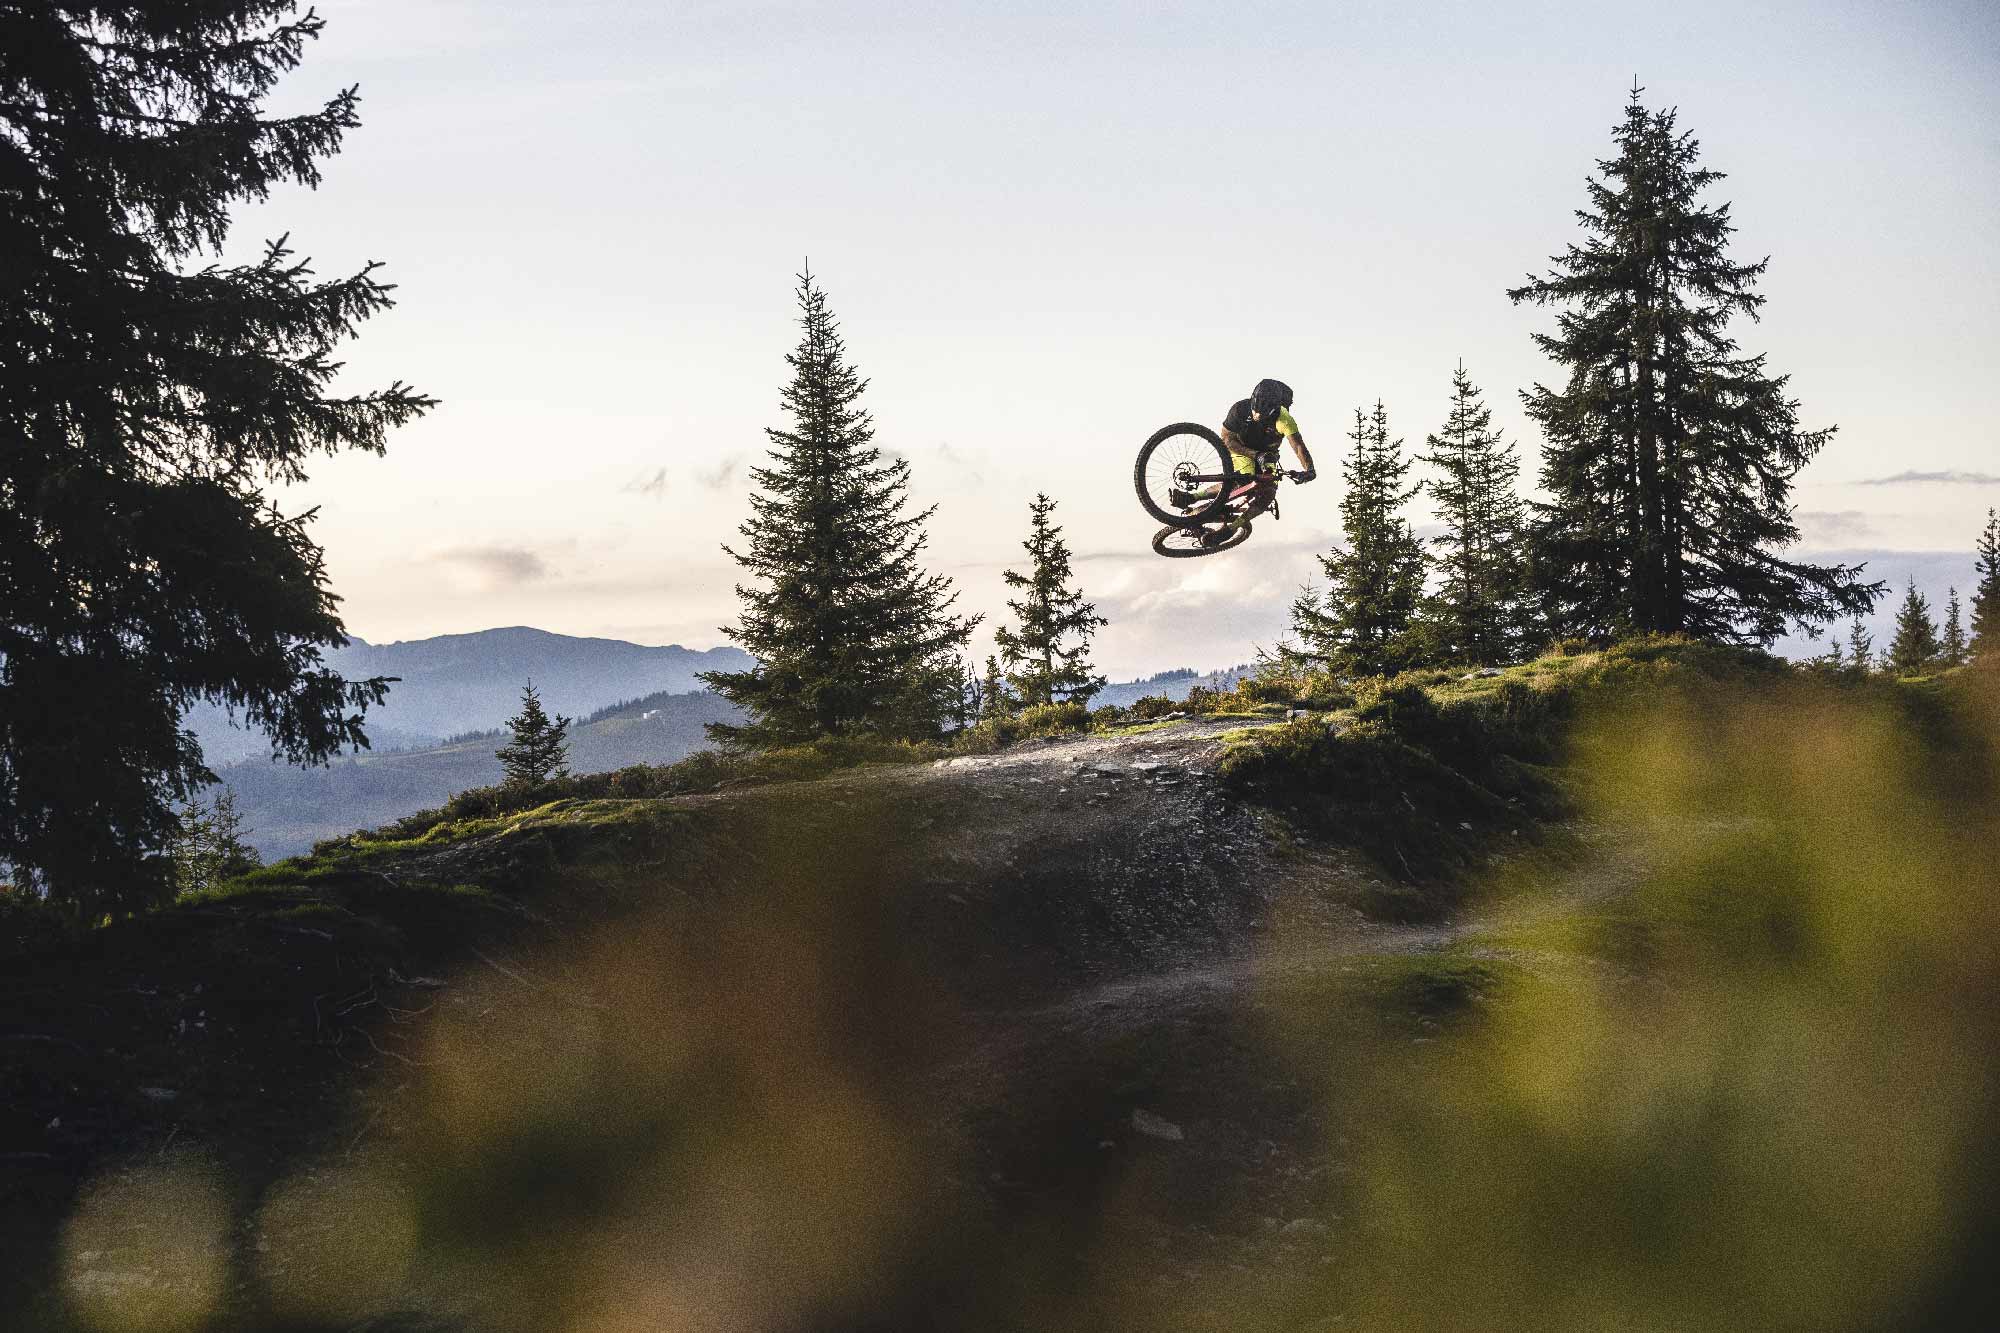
top-left (1175, 378), bottom-right (1316, 542)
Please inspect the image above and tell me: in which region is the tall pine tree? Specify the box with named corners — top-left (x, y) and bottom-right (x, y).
top-left (1417, 364), bottom-right (1533, 665)
top-left (994, 494), bottom-right (1108, 707)
top-left (1886, 581), bottom-right (1941, 676)
top-left (1, 3), bottom-right (432, 917)
top-left (703, 272), bottom-right (975, 745)
top-left (1295, 402), bottom-right (1427, 677)
top-left (1508, 86), bottom-right (1878, 646)
top-left (1972, 509), bottom-right (2000, 660)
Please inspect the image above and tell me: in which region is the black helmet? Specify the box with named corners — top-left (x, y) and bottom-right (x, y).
top-left (1251, 378), bottom-right (1293, 413)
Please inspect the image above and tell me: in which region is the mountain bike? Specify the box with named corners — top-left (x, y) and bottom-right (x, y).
top-left (1132, 422), bottom-right (1308, 558)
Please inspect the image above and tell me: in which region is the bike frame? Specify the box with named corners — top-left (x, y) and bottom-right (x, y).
top-left (1181, 462), bottom-right (1284, 526)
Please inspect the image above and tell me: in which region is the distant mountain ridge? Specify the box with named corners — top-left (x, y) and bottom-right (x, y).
top-left (1095, 664), bottom-right (1257, 709)
top-left (221, 687), bottom-right (743, 858)
top-left (197, 625), bottom-right (1262, 858)
top-left (187, 627), bottom-right (754, 765)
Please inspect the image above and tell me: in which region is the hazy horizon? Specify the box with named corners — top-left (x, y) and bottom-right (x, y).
top-left (223, 0), bottom-right (1996, 679)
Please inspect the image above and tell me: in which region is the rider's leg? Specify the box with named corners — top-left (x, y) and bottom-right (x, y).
top-left (1182, 446), bottom-right (1257, 508)
top-left (1221, 457), bottom-right (1275, 531)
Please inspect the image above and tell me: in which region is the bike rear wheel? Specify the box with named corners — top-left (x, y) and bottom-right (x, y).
top-left (1134, 423), bottom-right (1236, 527)
top-left (1153, 521), bottom-right (1252, 558)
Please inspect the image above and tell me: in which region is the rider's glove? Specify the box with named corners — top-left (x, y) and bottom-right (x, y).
top-left (1290, 468), bottom-right (1316, 484)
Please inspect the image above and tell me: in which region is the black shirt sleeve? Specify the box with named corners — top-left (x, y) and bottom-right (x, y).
top-left (1222, 398), bottom-right (1255, 437)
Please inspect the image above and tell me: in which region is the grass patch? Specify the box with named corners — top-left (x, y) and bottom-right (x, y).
top-left (1217, 637), bottom-right (1798, 902)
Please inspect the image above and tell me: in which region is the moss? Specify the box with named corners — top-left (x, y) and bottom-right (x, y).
top-left (1096, 718), bottom-right (1183, 738)
top-left (1353, 950), bottom-right (1512, 1017)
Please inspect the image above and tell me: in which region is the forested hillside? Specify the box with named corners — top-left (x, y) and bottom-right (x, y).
top-left (184, 630), bottom-right (752, 765)
top-left (216, 689), bottom-right (741, 857)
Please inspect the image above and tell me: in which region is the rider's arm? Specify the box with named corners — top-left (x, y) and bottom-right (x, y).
top-left (1276, 409), bottom-right (1316, 481)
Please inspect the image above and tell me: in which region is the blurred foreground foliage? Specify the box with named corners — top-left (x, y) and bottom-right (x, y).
top-left (1312, 648), bottom-right (2000, 1331)
top-left (17, 639), bottom-right (2000, 1332)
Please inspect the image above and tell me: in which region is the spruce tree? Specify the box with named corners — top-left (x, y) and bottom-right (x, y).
top-left (1886, 582), bottom-right (1941, 676)
top-left (1942, 588), bottom-right (1967, 669)
top-left (495, 683), bottom-right (571, 789)
top-left (208, 790), bottom-right (261, 881)
top-left (1508, 86), bottom-right (1878, 646)
top-left (1846, 617), bottom-right (1874, 675)
top-left (979, 656), bottom-right (1013, 720)
top-left (1418, 364), bottom-right (1532, 665)
top-left (703, 272), bottom-right (976, 745)
top-left (954, 659), bottom-right (981, 731)
top-left (993, 494), bottom-right (1109, 707)
top-left (0, 3), bottom-right (431, 917)
top-left (1972, 509), bottom-right (2000, 659)
top-left (1296, 403), bottom-right (1427, 676)
top-left (166, 790), bottom-right (260, 897)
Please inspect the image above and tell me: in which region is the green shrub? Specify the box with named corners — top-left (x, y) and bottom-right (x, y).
top-left (1232, 675), bottom-right (1297, 705)
top-left (1183, 684), bottom-right (1222, 714)
top-left (1016, 702), bottom-right (1090, 736)
top-left (0, 886), bottom-right (70, 956)
top-left (953, 701), bottom-right (1091, 753)
top-left (1183, 680), bottom-right (1279, 715)
top-left (1125, 694), bottom-right (1180, 721)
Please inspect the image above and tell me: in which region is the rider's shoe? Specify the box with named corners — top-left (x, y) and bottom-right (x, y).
top-left (1169, 486), bottom-right (1197, 510)
top-left (1199, 526), bottom-right (1229, 548)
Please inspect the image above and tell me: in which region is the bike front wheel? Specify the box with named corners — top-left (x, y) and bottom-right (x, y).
top-left (1153, 522), bottom-right (1252, 558)
top-left (1134, 423), bottom-right (1236, 527)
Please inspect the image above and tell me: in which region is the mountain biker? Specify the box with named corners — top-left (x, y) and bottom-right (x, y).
top-left (1175, 378), bottom-right (1317, 542)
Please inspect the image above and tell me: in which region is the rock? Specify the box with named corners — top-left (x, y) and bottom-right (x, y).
top-left (1132, 761), bottom-right (1165, 773)
top-left (138, 1086), bottom-right (178, 1102)
top-left (1478, 667), bottom-right (1503, 677)
top-left (1458, 821), bottom-right (1473, 831)
top-left (1282, 1217), bottom-right (1330, 1237)
top-left (1131, 1108), bottom-right (1185, 1141)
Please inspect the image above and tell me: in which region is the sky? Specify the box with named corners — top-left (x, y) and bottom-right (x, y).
top-left (230, 0), bottom-right (2000, 678)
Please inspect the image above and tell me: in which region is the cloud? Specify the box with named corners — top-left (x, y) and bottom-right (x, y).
top-left (1857, 470), bottom-right (2000, 486)
top-left (622, 456), bottom-right (746, 497)
top-left (696, 456), bottom-right (742, 491)
top-left (428, 545), bottom-right (552, 588)
top-left (1795, 510), bottom-right (1875, 546)
top-left (932, 441), bottom-right (985, 487)
top-left (621, 468), bottom-right (669, 499)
